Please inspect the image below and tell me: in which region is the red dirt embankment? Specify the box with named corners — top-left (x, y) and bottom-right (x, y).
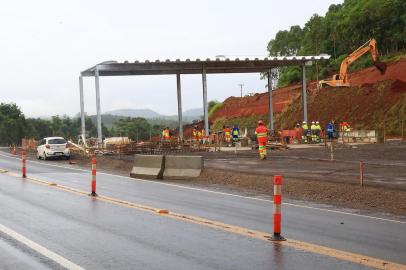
top-left (210, 84), bottom-right (302, 120)
top-left (209, 59), bottom-right (406, 123)
top-left (281, 79), bottom-right (406, 131)
top-left (349, 60), bottom-right (406, 86)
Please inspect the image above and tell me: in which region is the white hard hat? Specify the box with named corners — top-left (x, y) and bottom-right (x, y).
top-left (312, 121), bottom-right (315, 124)
top-left (302, 121), bottom-right (306, 124)
top-left (316, 121), bottom-right (319, 124)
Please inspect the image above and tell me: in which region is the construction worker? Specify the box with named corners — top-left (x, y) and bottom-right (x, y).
top-left (327, 121), bottom-right (334, 140)
top-left (162, 127), bottom-right (170, 142)
top-left (192, 125), bottom-right (198, 143)
top-left (223, 125), bottom-right (232, 146)
top-left (232, 125), bottom-right (240, 144)
top-left (255, 120), bottom-right (268, 160)
top-left (301, 121), bottom-right (309, 143)
top-left (340, 121), bottom-right (350, 132)
top-left (196, 128), bottom-right (201, 143)
top-left (315, 121), bottom-right (322, 142)
top-left (295, 123), bottom-right (301, 143)
top-left (310, 121), bottom-right (317, 142)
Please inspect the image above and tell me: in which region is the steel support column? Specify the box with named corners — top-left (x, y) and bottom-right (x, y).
top-left (176, 73), bottom-right (183, 141)
top-left (268, 71), bottom-right (274, 131)
top-left (302, 64), bottom-right (308, 123)
top-left (202, 68), bottom-right (209, 136)
top-left (95, 67), bottom-right (102, 145)
top-left (79, 76), bottom-right (86, 139)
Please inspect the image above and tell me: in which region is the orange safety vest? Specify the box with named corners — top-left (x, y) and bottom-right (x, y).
top-left (255, 125), bottom-right (268, 144)
top-left (164, 129), bottom-right (170, 140)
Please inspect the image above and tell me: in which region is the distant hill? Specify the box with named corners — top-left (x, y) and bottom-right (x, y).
top-left (183, 108), bottom-right (203, 117)
top-left (89, 114), bottom-right (125, 128)
top-left (105, 108), bottom-right (203, 122)
top-left (88, 114), bottom-right (181, 129)
top-left (105, 109), bottom-right (162, 118)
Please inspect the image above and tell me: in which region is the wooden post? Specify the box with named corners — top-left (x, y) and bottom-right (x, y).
top-left (359, 161), bottom-right (364, 186)
top-left (330, 141), bottom-right (334, 161)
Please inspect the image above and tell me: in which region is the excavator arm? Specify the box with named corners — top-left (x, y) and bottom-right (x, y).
top-left (319, 38), bottom-right (386, 87)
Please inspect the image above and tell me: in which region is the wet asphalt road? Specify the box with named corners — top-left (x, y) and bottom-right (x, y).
top-left (0, 234), bottom-right (59, 270)
top-left (0, 152), bottom-right (405, 269)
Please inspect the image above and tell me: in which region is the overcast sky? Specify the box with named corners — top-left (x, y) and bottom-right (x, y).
top-left (1, 0), bottom-right (342, 117)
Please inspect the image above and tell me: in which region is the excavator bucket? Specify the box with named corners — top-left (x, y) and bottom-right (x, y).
top-left (374, 61), bottom-right (387, 74)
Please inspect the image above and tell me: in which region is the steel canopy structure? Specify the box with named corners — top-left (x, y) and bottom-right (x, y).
top-left (79, 55), bottom-right (330, 144)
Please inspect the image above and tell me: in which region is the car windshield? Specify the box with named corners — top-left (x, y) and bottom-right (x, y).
top-left (48, 139), bottom-right (66, 144)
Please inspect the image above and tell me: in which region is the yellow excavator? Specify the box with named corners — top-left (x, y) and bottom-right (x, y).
top-left (319, 38), bottom-right (387, 87)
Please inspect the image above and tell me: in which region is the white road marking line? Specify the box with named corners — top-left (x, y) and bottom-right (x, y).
top-left (0, 223), bottom-right (85, 270)
top-left (0, 152), bottom-right (405, 224)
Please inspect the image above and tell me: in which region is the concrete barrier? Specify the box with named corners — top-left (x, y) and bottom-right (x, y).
top-left (130, 155), bottom-right (164, 179)
top-left (163, 155), bottom-right (203, 180)
top-left (338, 130), bottom-right (377, 143)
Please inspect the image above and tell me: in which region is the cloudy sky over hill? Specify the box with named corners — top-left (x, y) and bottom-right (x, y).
top-left (1, 0), bottom-right (341, 117)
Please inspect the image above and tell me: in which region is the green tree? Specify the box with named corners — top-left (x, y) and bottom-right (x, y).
top-left (0, 103), bottom-right (26, 145)
top-left (25, 118), bottom-right (52, 139)
top-left (112, 117), bottom-right (151, 141)
top-left (266, 0), bottom-right (406, 87)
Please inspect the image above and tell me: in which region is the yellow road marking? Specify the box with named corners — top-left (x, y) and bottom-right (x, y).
top-left (1, 170), bottom-right (406, 270)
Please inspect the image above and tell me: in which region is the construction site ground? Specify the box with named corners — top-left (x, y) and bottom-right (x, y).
top-left (5, 141), bottom-right (406, 218)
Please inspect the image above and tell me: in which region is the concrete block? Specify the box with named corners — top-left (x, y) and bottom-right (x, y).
top-left (367, 130), bottom-right (376, 137)
top-left (163, 155), bottom-right (203, 180)
top-left (130, 155), bottom-right (164, 179)
top-left (339, 130), bottom-right (378, 144)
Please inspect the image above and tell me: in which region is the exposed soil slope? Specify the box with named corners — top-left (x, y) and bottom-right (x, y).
top-left (278, 79), bottom-right (406, 132)
top-left (209, 59), bottom-right (406, 131)
top-left (210, 84), bottom-right (302, 119)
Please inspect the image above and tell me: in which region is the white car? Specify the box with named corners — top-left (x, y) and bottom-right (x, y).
top-left (37, 137), bottom-right (70, 160)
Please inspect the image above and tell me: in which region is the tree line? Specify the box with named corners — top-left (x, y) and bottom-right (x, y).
top-left (267, 0), bottom-right (406, 87)
top-left (0, 103), bottom-right (167, 145)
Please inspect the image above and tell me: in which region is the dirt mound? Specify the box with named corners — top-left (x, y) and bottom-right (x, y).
top-left (277, 79), bottom-right (406, 133)
top-left (209, 59), bottom-right (406, 129)
top-left (349, 60), bottom-right (406, 86)
top-left (195, 168), bottom-right (406, 216)
top-left (210, 83), bottom-right (303, 121)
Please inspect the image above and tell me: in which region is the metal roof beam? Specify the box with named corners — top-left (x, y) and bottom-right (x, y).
top-left (80, 55), bottom-right (330, 77)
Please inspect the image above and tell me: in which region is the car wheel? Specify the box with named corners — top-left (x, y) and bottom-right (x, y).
top-left (37, 152), bottom-right (41, 159)
top-left (65, 156), bottom-right (70, 160)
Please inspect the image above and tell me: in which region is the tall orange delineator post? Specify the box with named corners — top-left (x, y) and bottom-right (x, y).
top-left (90, 156), bottom-right (97, 196)
top-left (271, 175), bottom-right (286, 241)
top-left (22, 149), bottom-right (27, 178)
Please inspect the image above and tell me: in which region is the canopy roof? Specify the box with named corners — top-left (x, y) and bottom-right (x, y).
top-left (81, 55), bottom-right (330, 77)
